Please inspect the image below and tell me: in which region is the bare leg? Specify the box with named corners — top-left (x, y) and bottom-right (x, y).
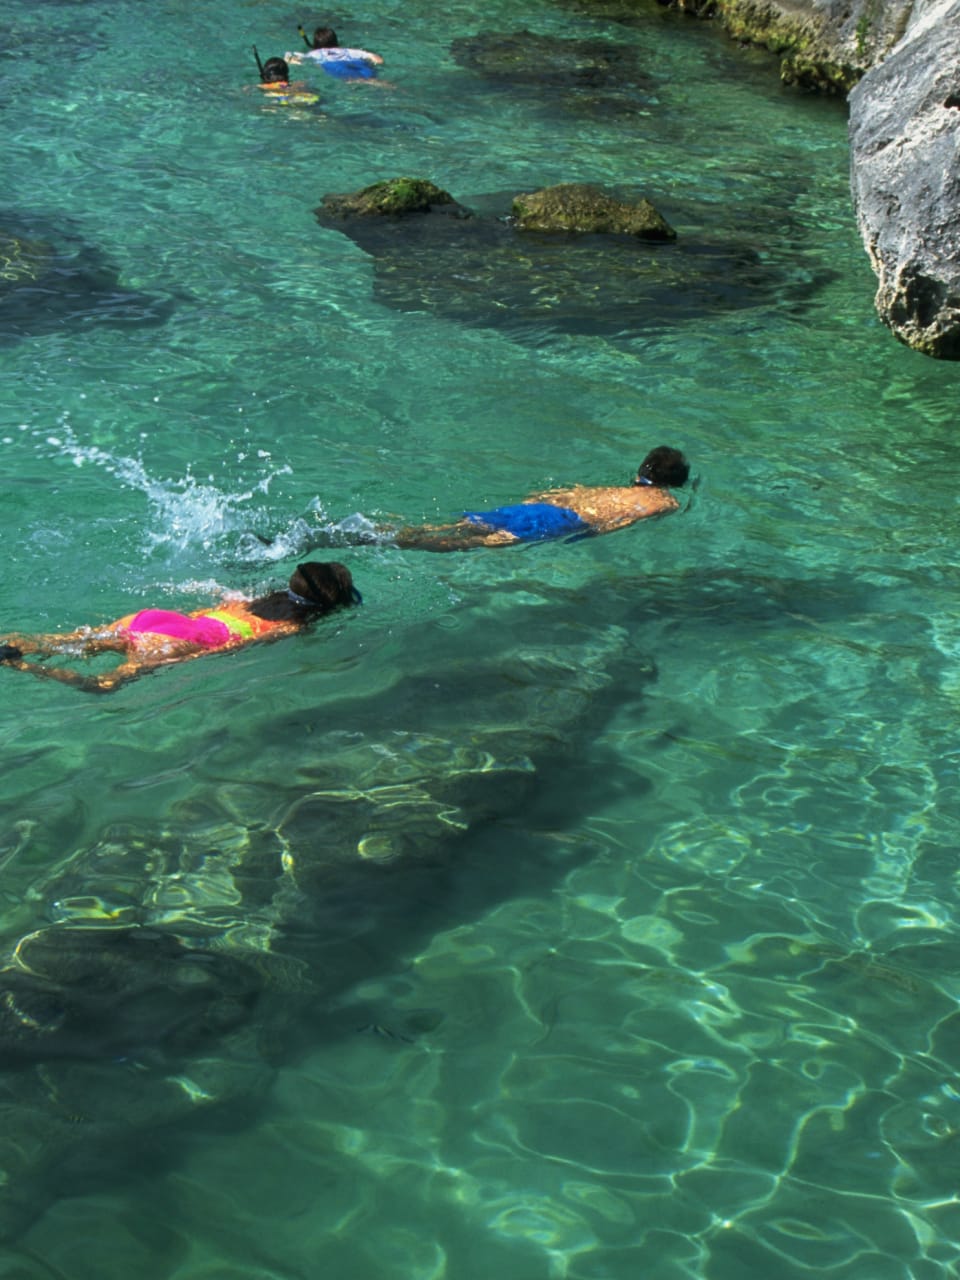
top-left (394, 523), bottom-right (517, 552)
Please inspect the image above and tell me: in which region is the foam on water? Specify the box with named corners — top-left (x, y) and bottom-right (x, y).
top-left (29, 415), bottom-right (294, 564)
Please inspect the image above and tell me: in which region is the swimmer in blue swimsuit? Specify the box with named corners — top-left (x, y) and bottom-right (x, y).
top-left (285, 26), bottom-right (384, 82)
top-left (393, 446), bottom-right (689, 552)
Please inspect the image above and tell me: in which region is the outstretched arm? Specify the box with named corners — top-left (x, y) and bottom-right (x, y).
top-left (0, 628), bottom-right (129, 659)
top-left (0, 625), bottom-right (152, 692)
top-left (0, 651), bottom-right (145, 693)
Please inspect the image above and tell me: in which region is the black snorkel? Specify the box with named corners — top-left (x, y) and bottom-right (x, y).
top-left (252, 44), bottom-right (267, 82)
top-left (298, 23), bottom-right (311, 49)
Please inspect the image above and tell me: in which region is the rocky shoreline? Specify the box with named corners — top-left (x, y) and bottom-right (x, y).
top-left (662, 0), bottom-right (960, 358)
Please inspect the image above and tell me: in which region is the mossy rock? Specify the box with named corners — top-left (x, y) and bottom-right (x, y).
top-left (315, 177), bottom-right (469, 220)
top-left (704, 0), bottom-right (873, 93)
top-left (713, 0), bottom-right (812, 54)
top-left (313, 179), bottom-right (833, 342)
top-left (511, 183), bottom-right (676, 240)
top-left (781, 54), bottom-right (862, 94)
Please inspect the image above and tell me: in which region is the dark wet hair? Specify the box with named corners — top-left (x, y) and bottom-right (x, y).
top-left (292, 561), bottom-right (358, 608)
top-left (248, 561), bottom-right (359, 623)
top-left (311, 26), bottom-right (339, 47)
top-left (262, 57), bottom-right (290, 83)
top-left (635, 446), bottom-right (689, 488)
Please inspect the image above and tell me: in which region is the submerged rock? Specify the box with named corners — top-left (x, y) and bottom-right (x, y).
top-left (512, 183), bottom-right (676, 239)
top-left (317, 177), bottom-right (469, 219)
top-left (0, 213), bottom-right (174, 344)
top-left (451, 27), bottom-right (654, 86)
top-left (0, 926), bottom-right (263, 1069)
top-left (314, 177), bottom-right (832, 341)
top-left (449, 28), bottom-right (659, 116)
top-left (0, 585), bottom-right (646, 1237)
top-left (848, 1), bottom-right (960, 358)
top-left (0, 232), bottom-right (55, 286)
top-left (0, 924), bottom-right (276, 1238)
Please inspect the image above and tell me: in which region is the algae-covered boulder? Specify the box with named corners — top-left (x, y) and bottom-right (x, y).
top-left (512, 183), bottom-right (676, 240)
top-left (315, 177), bottom-right (470, 220)
top-left (314, 178), bottom-right (831, 343)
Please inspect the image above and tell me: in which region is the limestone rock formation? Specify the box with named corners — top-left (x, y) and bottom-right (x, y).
top-left (621, 0), bottom-right (959, 357)
top-left (664, 0), bottom-right (914, 93)
top-left (848, 0), bottom-right (960, 358)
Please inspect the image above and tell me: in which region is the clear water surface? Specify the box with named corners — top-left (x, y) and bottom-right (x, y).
top-left (2, 0), bottom-right (960, 1276)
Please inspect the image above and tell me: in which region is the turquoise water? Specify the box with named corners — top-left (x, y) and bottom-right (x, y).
top-left (2, 0), bottom-right (960, 1275)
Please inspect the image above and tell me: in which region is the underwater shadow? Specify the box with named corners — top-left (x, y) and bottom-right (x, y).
top-left (0, 584), bottom-right (653, 1239)
top-left (0, 561), bottom-right (910, 1240)
top-left (448, 28), bottom-right (663, 123)
top-left (315, 191), bottom-right (836, 345)
top-left (0, 210), bottom-right (176, 345)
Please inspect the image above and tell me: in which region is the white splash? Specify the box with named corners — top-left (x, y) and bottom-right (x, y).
top-left (43, 415), bottom-right (292, 556)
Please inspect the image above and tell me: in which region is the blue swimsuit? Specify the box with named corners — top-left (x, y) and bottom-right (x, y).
top-left (463, 503), bottom-right (588, 542)
top-left (297, 48), bottom-right (379, 79)
top-left (323, 59), bottom-right (377, 79)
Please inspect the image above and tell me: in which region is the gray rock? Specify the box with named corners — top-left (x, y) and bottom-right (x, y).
top-left (664, 0), bottom-right (960, 356)
top-left (848, 0), bottom-right (960, 357)
top-left (686, 0), bottom-right (960, 356)
top-left (634, 0), bottom-right (915, 93)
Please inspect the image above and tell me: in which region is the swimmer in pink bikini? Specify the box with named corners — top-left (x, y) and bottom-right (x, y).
top-left (0, 561), bottom-right (360, 693)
